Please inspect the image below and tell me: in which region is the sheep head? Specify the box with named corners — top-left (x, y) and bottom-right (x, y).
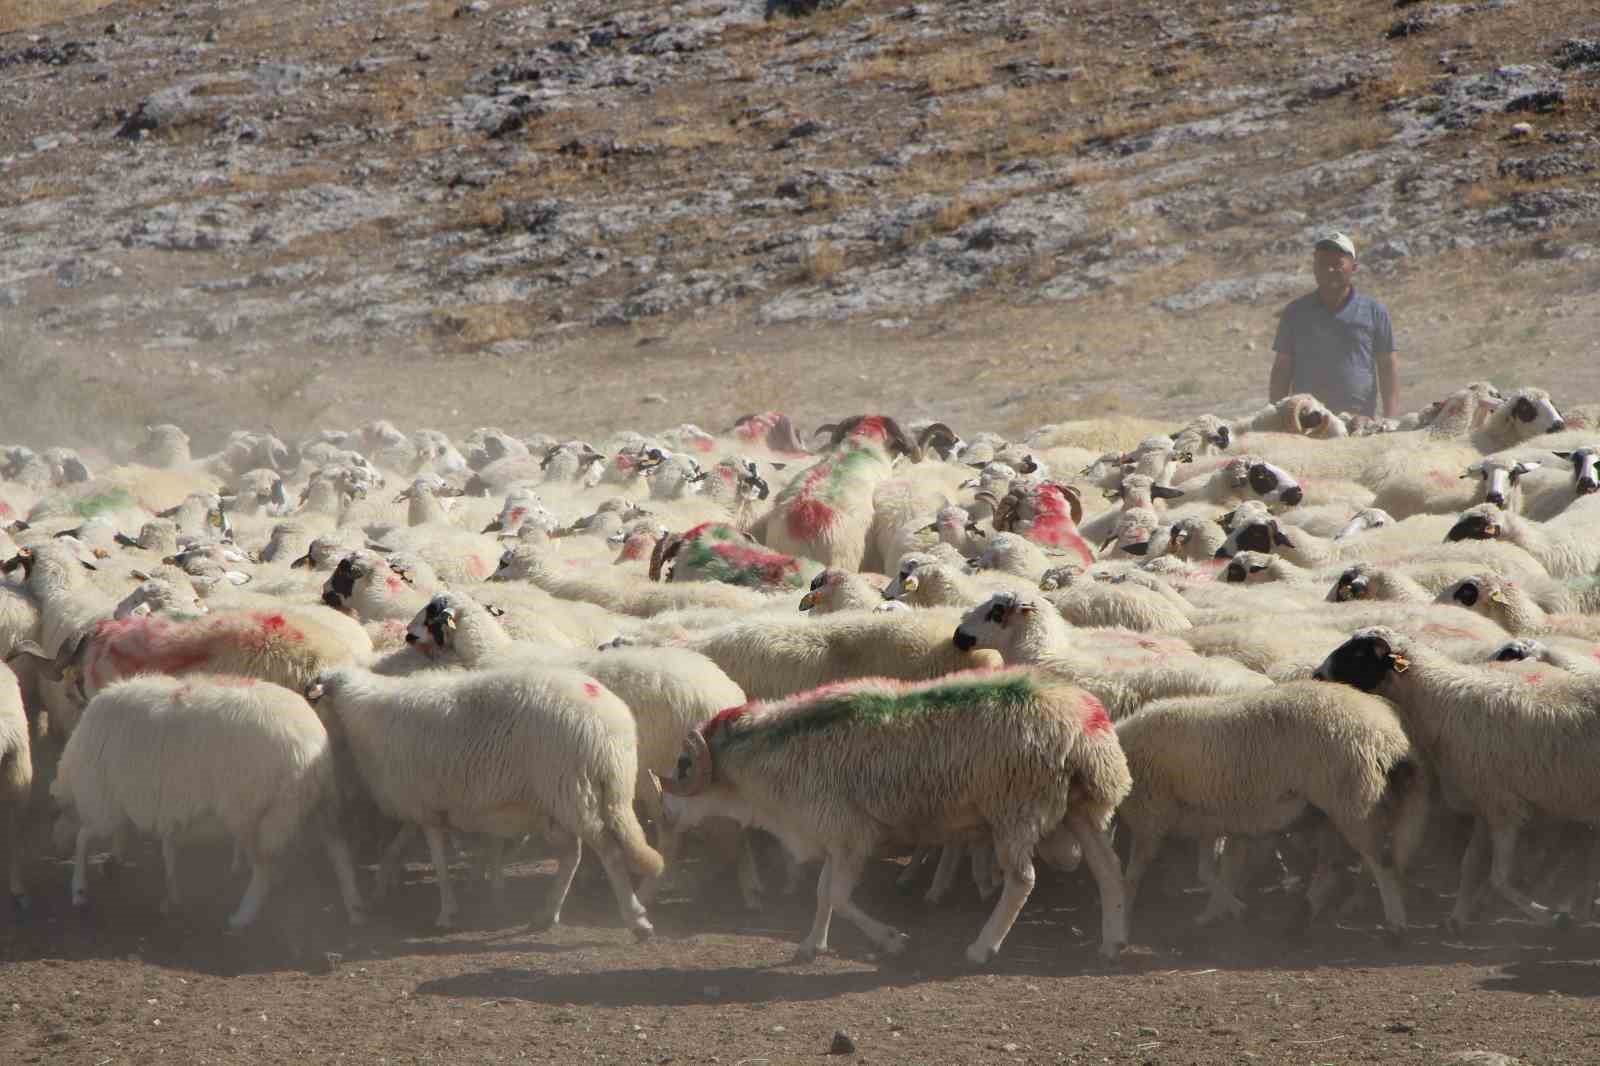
top-left (658, 727), bottom-right (714, 797)
top-left (1312, 626), bottom-right (1409, 690)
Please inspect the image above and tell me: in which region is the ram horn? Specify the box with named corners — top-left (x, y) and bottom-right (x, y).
top-left (657, 728), bottom-right (712, 797)
top-left (1057, 484), bottom-right (1084, 525)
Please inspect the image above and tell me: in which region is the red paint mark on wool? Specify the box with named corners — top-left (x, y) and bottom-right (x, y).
top-left (385, 574), bottom-right (404, 594)
top-left (787, 498), bottom-right (836, 540)
top-left (583, 680), bottom-right (602, 698)
top-left (1422, 622), bottom-right (1477, 641)
top-left (691, 437), bottom-right (715, 453)
top-left (1427, 469), bottom-right (1453, 488)
top-left (702, 703), bottom-right (750, 739)
top-left (1026, 486), bottom-right (1093, 566)
top-left (709, 540), bottom-right (799, 587)
top-left (848, 416), bottom-right (891, 443)
top-left (0, 501), bottom-right (11, 520)
top-left (1080, 694), bottom-right (1112, 736)
top-left (735, 413), bottom-right (779, 442)
top-left (467, 555), bottom-right (491, 580)
top-left (1522, 672), bottom-right (1547, 685)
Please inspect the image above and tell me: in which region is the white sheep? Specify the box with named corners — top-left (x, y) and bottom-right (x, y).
top-left (1313, 625), bottom-right (1600, 929)
top-left (305, 662), bottom-right (662, 934)
top-left (658, 668), bottom-right (1133, 962)
top-left (1446, 499), bottom-right (1600, 578)
top-left (1115, 680), bottom-right (1427, 940)
top-left (798, 569), bottom-right (899, 614)
top-left (686, 607), bottom-right (1003, 700)
top-left (0, 662), bottom-right (31, 913)
top-left (51, 674), bottom-right (364, 927)
top-left (952, 593), bottom-right (1270, 718)
top-left (1522, 446), bottom-right (1600, 521)
top-left (1436, 573), bottom-right (1600, 642)
top-left (491, 541), bottom-right (773, 616)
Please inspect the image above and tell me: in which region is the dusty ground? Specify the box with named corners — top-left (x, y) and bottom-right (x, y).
top-left (2, 830), bottom-right (1598, 1065)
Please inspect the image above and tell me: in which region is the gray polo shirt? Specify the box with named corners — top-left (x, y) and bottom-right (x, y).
top-left (1272, 289), bottom-right (1395, 417)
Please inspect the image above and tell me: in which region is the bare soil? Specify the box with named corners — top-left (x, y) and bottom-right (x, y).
top-left (2, 832), bottom-right (1597, 1065)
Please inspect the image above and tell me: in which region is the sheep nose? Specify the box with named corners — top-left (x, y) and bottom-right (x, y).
top-left (1548, 420), bottom-right (1566, 434)
top-left (1281, 485), bottom-right (1304, 505)
top-left (953, 631), bottom-right (976, 651)
top-left (321, 590), bottom-right (343, 607)
top-left (1484, 492), bottom-right (1505, 506)
top-left (1579, 479), bottom-right (1599, 495)
top-left (404, 632), bottom-right (419, 644)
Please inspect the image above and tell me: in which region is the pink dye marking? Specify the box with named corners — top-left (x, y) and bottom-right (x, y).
top-left (0, 501), bottom-right (11, 519)
top-left (1080, 694), bottom-right (1113, 736)
top-left (583, 680), bottom-right (602, 698)
top-left (1427, 469), bottom-right (1453, 488)
top-left (786, 498), bottom-right (836, 540)
top-left (702, 703), bottom-right (751, 738)
top-left (735, 412), bottom-right (779, 442)
top-left (1026, 486), bottom-right (1094, 565)
top-left (1523, 672), bottom-right (1547, 685)
top-left (467, 555), bottom-right (491, 580)
top-left (1422, 623), bottom-right (1478, 641)
top-left (385, 574), bottom-right (405, 594)
top-left (691, 437), bottom-right (715, 453)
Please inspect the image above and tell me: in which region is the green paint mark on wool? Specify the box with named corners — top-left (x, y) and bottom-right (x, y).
top-left (725, 673), bottom-right (1042, 751)
top-left (74, 489), bottom-right (134, 518)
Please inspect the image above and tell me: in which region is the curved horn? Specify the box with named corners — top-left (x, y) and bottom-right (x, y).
top-left (658, 728), bottom-right (712, 797)
top-left (1057, 484), bottom-right (1084, 525)
top-left (1285, 396), bottom-right (1307, 435)
top-left (880, 417), bottom-right (920, 462)
top-left (648, 532), bottom-right (685, 583)
top-left (916, 422), bottom-right (959, 459)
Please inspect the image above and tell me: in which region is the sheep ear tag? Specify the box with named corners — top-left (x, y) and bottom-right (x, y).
top-left (1390, 654), bottom-right (1410, 673)
top-left (445, 614), bottom-right (458, 629)
top-left (1490, 591), bottom-right (1506, 604)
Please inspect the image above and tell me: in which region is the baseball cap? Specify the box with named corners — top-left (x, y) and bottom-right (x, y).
top-left (1314, 231), bottom-right (1357, 258)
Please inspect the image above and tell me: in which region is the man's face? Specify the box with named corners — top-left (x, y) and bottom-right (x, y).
top-left (1313, 245), bottom-right (1357, 295)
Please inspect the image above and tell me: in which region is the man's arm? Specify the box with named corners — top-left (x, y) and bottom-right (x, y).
top-left (1376, 349), bottom-right (1400, 418)
top-left (1269, 350), bottom-right (1294, 403)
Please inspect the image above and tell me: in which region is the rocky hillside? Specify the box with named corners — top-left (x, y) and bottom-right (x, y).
top-left (1, 0), bottom-right (1597, 447)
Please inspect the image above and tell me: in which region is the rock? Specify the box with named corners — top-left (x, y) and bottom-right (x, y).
top-left (1555, 38), bottom-right (1600, 69)
top-left (767, 0), bottom-right (852, 17)
top-left (1507, 121), bottom-right (1534, 138)
top-left (1440, 1053), bottom-right (1520, 1066)
top-left (829, 1029), bottom-right (856, 1054)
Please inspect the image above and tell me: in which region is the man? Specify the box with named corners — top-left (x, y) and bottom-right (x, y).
top-left (1269, 231), bottom-right (1399, 419)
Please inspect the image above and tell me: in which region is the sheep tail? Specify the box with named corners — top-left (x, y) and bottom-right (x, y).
top-left (604, 805), bottom-right (665, 881)
top-left (1380, 756), bottom-right (1430, 873)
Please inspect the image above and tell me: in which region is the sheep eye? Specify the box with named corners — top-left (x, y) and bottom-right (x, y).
top-left (1454, 583), bottom-right (1479, 606)
top-left (1514, 397), bottom-right (1537, 422)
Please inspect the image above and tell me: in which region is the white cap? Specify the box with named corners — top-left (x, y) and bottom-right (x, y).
top-left (1314, 231), bottom-right (1357, 258)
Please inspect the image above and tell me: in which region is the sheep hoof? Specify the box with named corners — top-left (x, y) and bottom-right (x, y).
top-left (1443, 914), bottom-right (1468, 938)
top-left (631, 921), bottom-right (654, 943)
top-left (72, 893), bottom-right (90, 912)
top-left (882, 931), bottom-right (910, 957)
top-left (346, 907), bottom-right (368, 928)
top-left (1383, 925), bottom-right (1407, 948)
top-left (741, 895), bottom-right (764, 913)
top-left (434, 912), bottom-right (457, 930)
top-left (528, 909), bottom-right (559, 931)
top-left (1098, 940), bottom-right (1127, 962)
top-left (923, 891), bottom-right (947, 907)
top-left (963, 942), bottom-right (996, 967)
top-left (1552, 910), bottom-right (1574, 931)
top-left (11, 894), bottom-right (30, 918)
top-left (792, 945), bottom-right (821, 964)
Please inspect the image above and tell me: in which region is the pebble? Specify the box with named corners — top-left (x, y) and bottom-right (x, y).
top-left (829, 1029), bottom-right (857, 1054)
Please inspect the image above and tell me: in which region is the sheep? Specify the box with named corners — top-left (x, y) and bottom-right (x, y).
top-left (1115, 680), bottom-right (1426, 940)
top-left (51, 674), bottom-right (364, 927)
top-left (1436, 574), bottom-right (1600, 642)
top-left (686, 607), bottom-right (1003, 701)
top-left (1446, 500), bottom-right (1600, 578)
top-left (1523, 446), bottom-right (1600, 521)
top-left (881, 555), bottom-right (1033, 609)
top-left (756, 415), bottom-right (928, 572)
top-left (1313, 625), bottom-right (1600, 929)
top-left (9, 605), bottom-right (366, 734)
top-left (1167, 454), bottom-right (1305, 509)
top-left (1327, 563), bottom-right (1438, 605)
top-left (1, 662), bottom-right (31, 913)
top-left (952, 593), bottom-right (1270, 719)
top-left (979, 480), bottom-right (1095, 567)
top-left (650, 521), bottom-right (821, 592)
top-left (966, 531), bottom-right (1057, 583)
top-left (1484, 637), bottom-right (1600, 674)
top-left (658, 668), bottom-right (1133, 962)
top-left (491, 541), bottom-right (774, 616)
top-left (305, 662), bottom-right (662, 934)
top-left (798, 569), bottom-right (899, 614)
top-left (404, 591), bottom-right (750, 902)
top-left (1045, 575), bottom-right (1195, 634)
top-left (1230, 394), bottom-right (1348, 440)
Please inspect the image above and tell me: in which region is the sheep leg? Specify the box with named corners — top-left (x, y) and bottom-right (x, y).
top-left (736, 829), bottom-right (765, 911)
top-left (1121, 827), bottom-right (1167, 921)
top-left (970, 840), bottom-right (999, 900)
top-left (486, 837), bottom-right (507, 913)
top-left (422, 825), bottom-right (458, 929)
top-left (925, 844), bottom-right (963, 905)
top-left (1574, 832), bottom-right (1600, 925)
top-left (635, 769), bottom-right (672, 908)
top-left (1486, 821), bottom-right (1554, 925)
top-left (159, 836), bottom-right (182, 915)
top-left (71, 825), bottom-right (93, 910)
top-left (826, 849), bottom-right (908, 958)
top-left (1448, 818), bottom-right (1491, 933)
top-left (795, 855), bottom-right (835, 962)
top-left (5, 811), bottom-right (26, 913)
top-left (373, 823), bottom-right (418, 904)
top-left (1068, 812), bottom-right (1129, 960)
top-left (531, 831), bottom-right (580, 930)
top-left (1194, 837), bottom-right (1248, 926)
top-left (592, 835), bottom-right (653, 941)
top-left (322, 830), bottom-right (367, 926)
top-left (228, 854), bottom-right (273, 929)
top-left (965, 839), bottom-right (1036, 966)
top-left (1036, 825), bottom-right (1083, 873)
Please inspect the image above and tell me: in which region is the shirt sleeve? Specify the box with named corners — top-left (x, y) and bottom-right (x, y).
top-left (1373, 303), bottom-right (1395, 357)
top-left (1272, 305), bottom-right (1294, 355)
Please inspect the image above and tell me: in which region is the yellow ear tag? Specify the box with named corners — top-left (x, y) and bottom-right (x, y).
top-left (1490, 591), bottom-right (1506, 603)
top-left (1391, 655), bottom-right (1410, 673)
top-left (445, 615), bottom-right (457, 630)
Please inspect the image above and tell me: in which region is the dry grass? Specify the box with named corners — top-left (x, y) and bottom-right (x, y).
top-left (799, 240), bottom-right (846, 283)
top-left (429, 304), bottom-right (537, 348)
top-left (0, 0), bottom-right (122, 32)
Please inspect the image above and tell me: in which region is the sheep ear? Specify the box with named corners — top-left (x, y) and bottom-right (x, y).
top-left (1513, 460), bottom-right (1541, 476)
top-left (1151, 485), bottom-right (1185, 500)
top-left (1016, 601), bottom-right (1038, 614)
top-left (129, 568), bottom-right (151, 582)
top-left (1553, 451), bottom-right (1573, 462)
top-left (1273, 525), bottom-right (1294, 548)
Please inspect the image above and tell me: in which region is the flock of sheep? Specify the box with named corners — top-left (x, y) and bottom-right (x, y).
top-left (2, 382), bottom-right (1599, 965)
